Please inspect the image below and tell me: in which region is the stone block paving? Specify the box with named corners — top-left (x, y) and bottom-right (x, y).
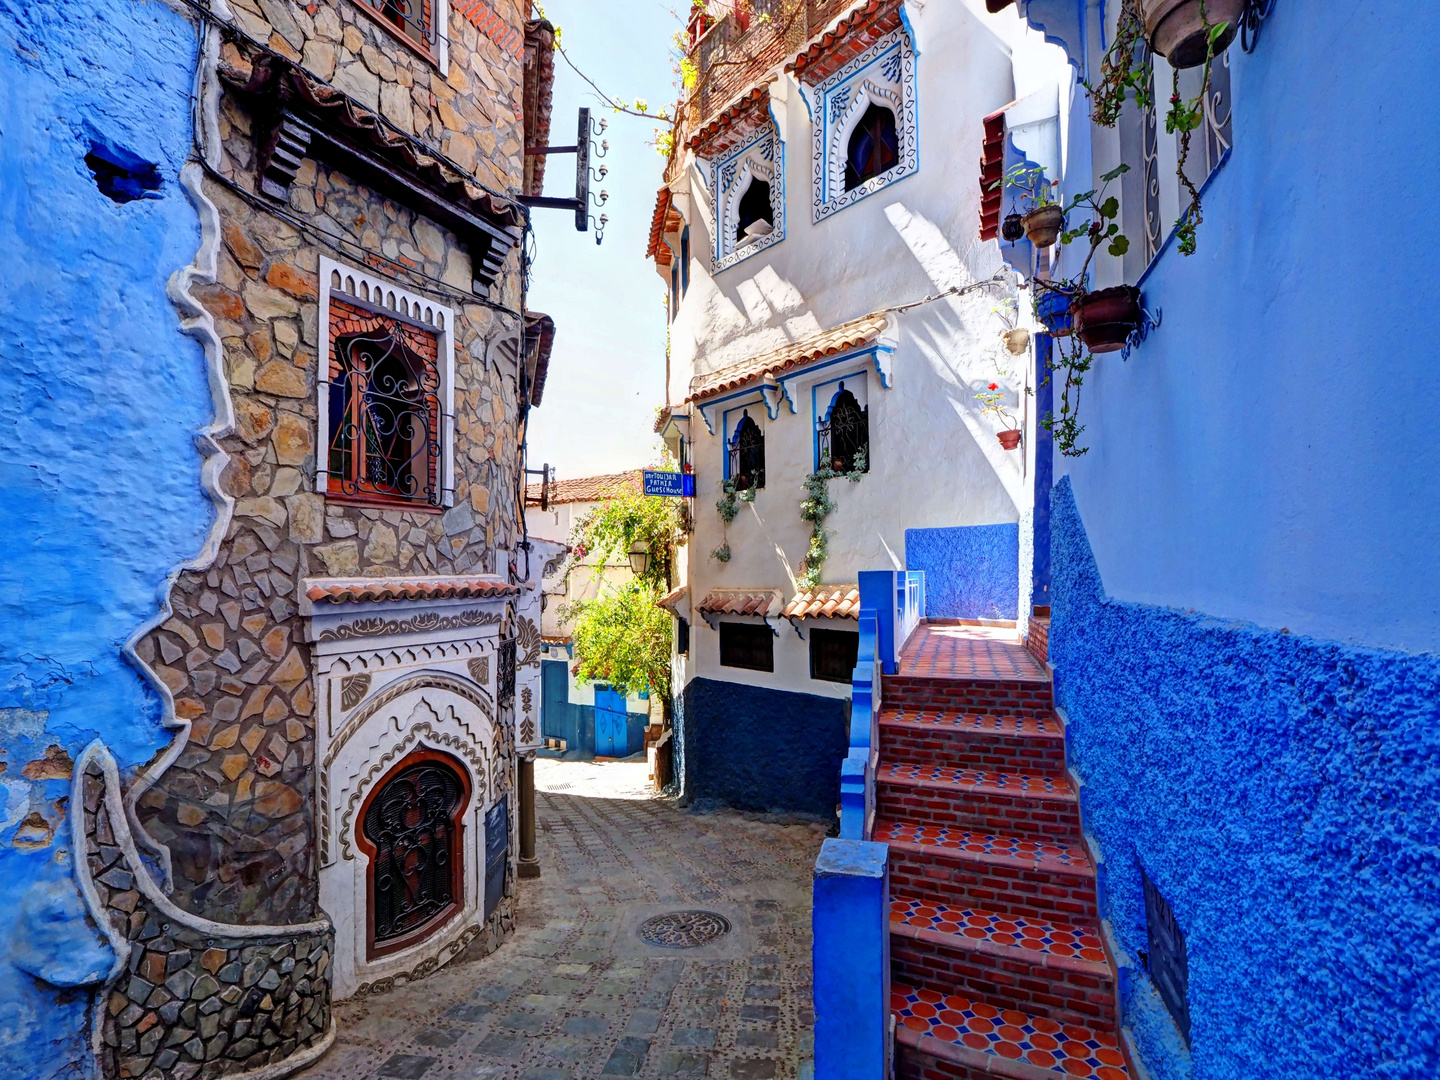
top-left (297, 759), bottom-right (827, 1080)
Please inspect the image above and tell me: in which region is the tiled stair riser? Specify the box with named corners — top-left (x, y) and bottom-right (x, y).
top-left (886, 846), bottom-right (1099, 926)
top-left (883, 677), bottom-right (1054, 716)
top-left (877, 782), bottom-right (1082, 841)
top-left (880, 722), bottom-right (1067, 773)
top-left (890, 936), bottom-right (1116, 1029)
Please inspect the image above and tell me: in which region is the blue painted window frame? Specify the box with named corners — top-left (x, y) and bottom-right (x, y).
top-left (810, 369), bottom-right (870, 473)
top-left (721, 394), bottom-right (766, 482)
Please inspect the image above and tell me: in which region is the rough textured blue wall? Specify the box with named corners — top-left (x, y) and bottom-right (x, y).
top-left (682, 677), bottom-right (848, 818)
top-left (0, 1), bottom-right (207, 1074)
top-left (905, 524), bottom-right (1019, 620)
top-left (1050, 478), bottom-right (1440, 1080)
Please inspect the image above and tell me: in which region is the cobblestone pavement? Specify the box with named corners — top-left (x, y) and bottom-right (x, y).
top-left (298, 758), bottom-right (827, 1080)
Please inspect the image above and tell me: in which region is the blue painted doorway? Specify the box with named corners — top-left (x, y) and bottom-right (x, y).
top-left (541, 659), bottom-right (572, 747)
top-left (594, 685), bottom-right (628, 757)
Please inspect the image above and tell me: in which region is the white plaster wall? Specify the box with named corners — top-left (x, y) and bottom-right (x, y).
top-left (665, 3), bottom-right (1058, 698)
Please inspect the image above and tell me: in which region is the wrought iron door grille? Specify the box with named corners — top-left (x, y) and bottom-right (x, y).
top-left (498, 638), bottom-right (517, 708)
top-left (358, 0), bottom-right (432, 50)
top-left (817, 388), bottom-right (869, 474)
top-left (363, 758), bottom-right (464, 950)
top-left (1143, 869), bottom-right (1191, 1045)
top-left (326, 315), bottom-right (442, 507)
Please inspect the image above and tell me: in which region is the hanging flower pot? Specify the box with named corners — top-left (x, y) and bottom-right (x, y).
top-left (997, 429), bottom-right (1022, 451)
top-left (1022, 204), bottom-right (1065, 247)
top-left (1003, 328), bottom-right (1031, 355)
top-left (986, 0), bottom-right (1016, 12)
top-left (1001, 213), bottom-right (1026, 243)
top-left (1074, 286), bottom-right (1143, 353)
top-left (1140, 0), bottom-right (1244, 68)
top-left (1035, 288), bottom-right (1073, 337)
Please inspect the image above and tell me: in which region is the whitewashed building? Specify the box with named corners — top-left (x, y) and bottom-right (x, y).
top-left (648, 0), bottom-right (1069, 814)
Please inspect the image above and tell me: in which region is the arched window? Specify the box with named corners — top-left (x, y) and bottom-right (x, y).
top-left (729, 413), bottom-right (765, 491)
top-left (844, 103), bottom-right (899, 191)
top-left (328, 318), bottom-right (441, 506)
top-left (818, 384), bottom-right (869, 473)
top-left (359, 749), bottom-right (470, 958)
top-left (735, 179), bottom-right (774, 245)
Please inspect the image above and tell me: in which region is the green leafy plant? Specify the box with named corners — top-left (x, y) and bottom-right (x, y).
top-left (713, 476), bottom-right (754, 562)
top-left (991, 163), bottom-right (1060, 213)
top-left (795, 448), bottom-right (866, 592)
top-left (711, 542), bottom-right (731, 563)
top-left (975, 380), bottom-right (1018, 431)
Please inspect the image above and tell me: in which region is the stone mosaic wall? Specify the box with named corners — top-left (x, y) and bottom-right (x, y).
top-left (133, 0), bottom-right (531, 927)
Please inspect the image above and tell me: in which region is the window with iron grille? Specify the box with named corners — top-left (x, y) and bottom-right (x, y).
top-left (357, 0), bottom-right (434, 53)
top-left (498, 638), bottom-right (517, 708)
top-left (321, 260), bottom-right (454, 508)
top-left (727, 412), bottom-right (765, 491)
top-left (809, 627), bottom-right (858, 683)
top-left (719, 622), bottom-right (773, 672)
top-left (817, 383), bottom-right (869, 473)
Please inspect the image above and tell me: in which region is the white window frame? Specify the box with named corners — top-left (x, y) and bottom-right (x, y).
top-left (317, 256), bottom-right (457, 508)
top-left (808, 25), bottom-right (918, 223)
top-left (710, 125), bottom-right (786, 271)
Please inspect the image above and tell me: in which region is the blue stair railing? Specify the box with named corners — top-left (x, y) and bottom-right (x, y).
top-left (815, 569), bottom-right (925, 1080)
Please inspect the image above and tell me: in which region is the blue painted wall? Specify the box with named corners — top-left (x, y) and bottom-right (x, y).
top-left (1044, 0), bottom-right (1440, 654)
top-left (1050, 478), bottom-right (1440, 1080)
top-left (905, 523), bottom-right (1019, 620)
top-left (0, 0), bottom-right (208, 1073)
top-left (681, 677), bottom-right (848, 818)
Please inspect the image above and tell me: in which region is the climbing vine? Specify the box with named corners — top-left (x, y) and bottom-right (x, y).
top-left (796, 448), bottom-right (867, 592)
top-left (712, 476), bottom-right (754, 563)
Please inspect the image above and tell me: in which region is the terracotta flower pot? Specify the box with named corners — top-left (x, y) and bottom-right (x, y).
top-left (1074, 286), bottom-right (1143, 354)
top-left (1003, 328), bottom-right (1031, 355)
top-left (1001, 213), bottom-right (1026, 242)
top-left (1022, 204), bottom-right (1065, 248)
top-left (997, 430), bottom-right (1022, 451)
top-left (1140, 0), bottom-right (1244, 68)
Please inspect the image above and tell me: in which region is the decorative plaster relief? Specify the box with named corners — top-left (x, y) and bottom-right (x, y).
top-left (710, 125), bottom-right (786, 271)
top-left (809, 27), bottom-right (918, 222)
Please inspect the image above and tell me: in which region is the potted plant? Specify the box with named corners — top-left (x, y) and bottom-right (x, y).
top-left (1073, 286), bottom-right (1142, 353)
top-left (992, 164), bottom-right (1065, 248)
top-left (1001, 212), bottom-right (1025, 243)
top-left (986, 0), bottom-right (1016, 12)
top-left (975, 381), bottom-right (1021, 451)
top-left (1140, 0), bottom-right (1243, 68)
top-left (1035, 287), bottom-right (1073, 337)
top-left (1003, 327), bottom-right (1031, 355)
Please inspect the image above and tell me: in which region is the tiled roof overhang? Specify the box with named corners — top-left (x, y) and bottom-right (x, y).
top-left (687, 85), bottom-right (771, 156)
top-left (524, 311), bottom-right (555, 407)
top-left (695, 589), bottom-right (783, 618)
top-left (782, 584), bottom-right (861, 620)
top-left (980, 109), bottom-right (1007, 241)
top-left (656, 585), bottom-right (688, 614)
top-left (306, 575), bottom-right (520, 604)
top-left (654, 405), bottom-right (674, 434)
top-left (686, 311), bottom-right (890, 403)
top-left (646, 187), bottom-right (674, 262)
top-left (787, 0), bottom-right (905, 85)
top-left (526, 470), bottom-right (644, 506)
top-left (219, 49), bottom-right (523, 289)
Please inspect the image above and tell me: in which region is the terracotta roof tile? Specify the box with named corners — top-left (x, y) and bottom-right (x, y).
top-left (646, 187), bottom-right (674, 262)
top-left (541, 634), bottom-right (572, 645)
top-left (656, 585), bottom-right (688, 613)
top-left (980, 108), bottom-right (1007, 241)
top-left (526, 470), bottom-right (644, 506)
top-left (686, 85), bottom-right (770, 155)
top-left (782, 584), bottom-right (861, 620)
top-left (695, 588), bottom-right (783, 618)
top-left (686, 311), bottom-right (890, 403)
top-left (787, 0), bottom-right (905, 85)
top-left (305, 575), bottom-right (520, 604)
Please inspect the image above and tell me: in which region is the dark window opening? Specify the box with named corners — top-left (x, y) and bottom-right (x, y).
top-left (735, 179), bottom-right (774, 244)
top-left (1143, 869), bottom-right (1191, 1046)
top-left (818, 384), bottom-right (869, 473)
top-left (327, 302), bottom-right (442, 507)
top-left (85, 146), bottom-right (162, 204)
top-left (728, 413), bottom-right (765, 491)
top-left (844, 103), bottom-right (899, 191)
top-left (810, 628), bottom-right (859, 683)
top-left (360, 750), bottom-right (469, 958)
top-left (360, 0), bottom-right (433, 49)
top-left (719, 622), bottom-right (774, 672)
top-left (670, 264), bottom-right (680, 322)
top-left (677, 617), bottom-right (690, 656)
top-left (680, 226), bottom-right (692, 293)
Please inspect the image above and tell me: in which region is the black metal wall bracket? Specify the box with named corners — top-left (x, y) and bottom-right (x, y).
top-left (520, 107), bottom-right (610, 244)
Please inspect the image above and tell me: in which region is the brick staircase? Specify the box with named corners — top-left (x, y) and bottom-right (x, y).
top-left (877, 624), bottom-right (1128, 1080)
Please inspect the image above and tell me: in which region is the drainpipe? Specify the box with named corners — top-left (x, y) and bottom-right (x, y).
top-left (517, 753), bottom-right (540, 879)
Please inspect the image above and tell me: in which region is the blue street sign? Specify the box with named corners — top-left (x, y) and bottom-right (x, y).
top-left (643, 470), bottom-right (695, 498)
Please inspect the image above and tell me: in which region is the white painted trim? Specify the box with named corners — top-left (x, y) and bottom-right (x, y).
top-left (435, 0), bottom-right (450, 73)
top-left (318, 255), bottom-right (457, 508)
top-left (710, 125), bottom-right (786, 272)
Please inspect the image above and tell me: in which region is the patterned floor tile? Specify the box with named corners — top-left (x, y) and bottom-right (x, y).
top-left (879, 762), bottom-right (1070, 797)
top-left (898, 625), bottom-right (1048, 681)
top-left (873, 820), bottom-right (1090, 873)
top-left (892, 984), bottom-right (1127, 1078)
top-left (888, 897), bottom-right (1105, 964)
top-left (880, 708), bottom-right (1060, 738)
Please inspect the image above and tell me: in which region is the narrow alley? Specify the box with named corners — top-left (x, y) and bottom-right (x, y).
top-left (298, 760), bottom-right (826, 1080)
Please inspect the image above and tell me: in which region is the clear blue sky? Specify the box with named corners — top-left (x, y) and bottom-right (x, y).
top-left (525, 1), bottom-right (681, 481)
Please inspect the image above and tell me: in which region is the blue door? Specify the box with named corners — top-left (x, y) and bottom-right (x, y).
top-left (542, 660), bottom-right (571, 745)
top-left (594, 686), bottom-right (628, 757)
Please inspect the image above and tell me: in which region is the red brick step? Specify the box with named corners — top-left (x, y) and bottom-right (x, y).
top-left (879, 708), bottom-right (1067, 773)
top-left (876, 763), bottom-right (1080, 841)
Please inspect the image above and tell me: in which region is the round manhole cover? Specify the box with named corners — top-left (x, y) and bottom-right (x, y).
top-left (637, 910), bottom-right (732, 949)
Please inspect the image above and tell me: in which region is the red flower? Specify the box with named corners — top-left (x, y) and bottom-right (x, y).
top-left (988, 383), bottom-right (999, 391)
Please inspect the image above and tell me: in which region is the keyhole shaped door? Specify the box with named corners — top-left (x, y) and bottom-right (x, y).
top-left (594, 686), bottom-right (628, 757)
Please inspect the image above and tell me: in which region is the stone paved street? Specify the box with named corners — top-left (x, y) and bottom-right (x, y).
top-left (297, 759), bottom-right (827, 1080)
